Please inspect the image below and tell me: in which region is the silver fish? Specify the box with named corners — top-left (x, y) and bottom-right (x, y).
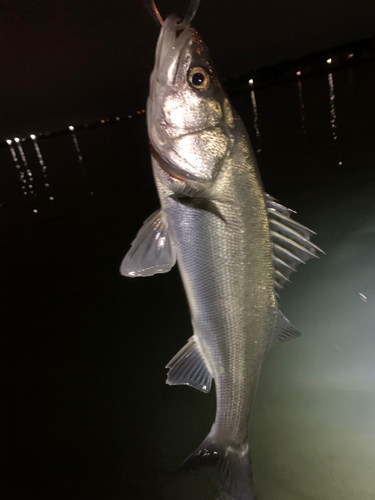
top-left (121, 14), bottom-right (322, 500)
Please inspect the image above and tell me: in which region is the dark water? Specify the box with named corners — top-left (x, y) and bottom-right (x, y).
top-left (4, 61), bottom-right (375, 499)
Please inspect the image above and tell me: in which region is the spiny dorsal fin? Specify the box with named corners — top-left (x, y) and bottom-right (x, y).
top-left (166, 336), bottom-right (212, 393)
top-left (265, 193), bottom-right (324, 297)
top-left (120, 210), bottom-right (176, 277)
top-left (275, 309), bottom-right (302, 342)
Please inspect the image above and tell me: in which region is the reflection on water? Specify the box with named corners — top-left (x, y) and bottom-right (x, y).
top-left (250, 89), bottom-right (261, 152)
top-left (328, 72), bottom-right (338, 142)
top-left (69, 125), bottom-right (83, 163)
top-left (4, 61), bottom-right (375, 500)
top-left (6, 139), bottom-right (27, 196)
top-left (15, 138), bottom-right (35, 196)
top-left (297, 79), bottom-right (306, 135)
top-left (68, 125), bottom-right (93, 195)
top-left (30, 134), bottom-right (53, 200)
top-left (327, 72), bottom-right (343, 167)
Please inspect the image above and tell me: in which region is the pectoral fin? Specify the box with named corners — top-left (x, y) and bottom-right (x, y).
top-left (120, 210), bottom-right (176, 277)
top-left (166, 336), bottom-right (213, 393)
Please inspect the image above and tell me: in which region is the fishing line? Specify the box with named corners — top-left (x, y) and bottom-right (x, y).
top-left (148, 0), bottom-right (164, 27)
top-left (147, 0), bottom-right (201, 28)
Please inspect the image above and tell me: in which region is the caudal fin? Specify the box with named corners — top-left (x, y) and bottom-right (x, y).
top-left (181, 433), bottom-right (255, 500)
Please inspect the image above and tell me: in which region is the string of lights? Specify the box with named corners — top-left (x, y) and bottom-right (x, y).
top-left (2, 35), bottom-right (374, 149)
top-left (1, 110), bottom-right (146, 150)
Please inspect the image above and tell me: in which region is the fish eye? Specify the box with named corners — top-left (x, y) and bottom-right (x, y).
top-left (188, 67), bottom-right (210, 91)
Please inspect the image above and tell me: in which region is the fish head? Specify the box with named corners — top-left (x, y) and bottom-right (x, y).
top-left (147, 14), bottom-right (235, 183)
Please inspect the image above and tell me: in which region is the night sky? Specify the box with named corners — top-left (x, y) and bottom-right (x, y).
top-left (2, 0), bottom-right (375, 139)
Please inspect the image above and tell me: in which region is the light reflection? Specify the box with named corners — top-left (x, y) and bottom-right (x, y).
top-left (30, 134), bottom-right (53, 197)
top-left (327, 58), bottom-right (332, 65)
top-left (69, 126), bottom-right (83, 163)
top-left (327, 72), bottom-right (343, 166)
top-left (328, 73), bottom-right (338, 142)
top-left (297, 79), bottom-right (306, 135)
top-left (15, 138), bottom-right (35, 196)
top-left (359, 293), bottom-right (367, 303)
top-left (250, 89), bottom-right (261, 152)
top-left (68, 126), bottom-right (92, 193)
top-left (7, 139), bottom-right (27, 195)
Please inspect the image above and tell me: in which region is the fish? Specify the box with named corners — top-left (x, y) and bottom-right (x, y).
top-left (120, 13), bottom-right (323, 500)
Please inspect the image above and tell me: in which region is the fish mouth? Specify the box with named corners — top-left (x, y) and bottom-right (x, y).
top-left (148, 15), bottom-right (208, 182)
top-left (147, 14), bottom-right (195, 175)
top-left (152, 14), bottom-right (192, 87)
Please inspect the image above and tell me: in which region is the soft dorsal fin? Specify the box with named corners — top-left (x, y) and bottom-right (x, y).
top-left (265, 193), bottom-right (324, 297)
top-left (166, 336), bottom-right (213, 393)
top-left (120, 210), bottom-right (176, 277)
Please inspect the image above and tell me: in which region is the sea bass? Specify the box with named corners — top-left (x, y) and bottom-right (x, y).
top-left (121, 14), bottom-right (322, 500)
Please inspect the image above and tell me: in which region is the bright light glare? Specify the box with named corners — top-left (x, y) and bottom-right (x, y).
top-left (68, 125), bottom-right (74, 131)
top-left (30, 134), bottom-right (36, 140)
top-left (248, 79), bottom-right (254, 85)
top-left (296, 71), bottom-right (301, 76)
top-left (327, 58), bottom-right (332, 64)
top-left (6, 139), bottom-right (12, 145)
top-left (14, 137), bottom-right (20, 143)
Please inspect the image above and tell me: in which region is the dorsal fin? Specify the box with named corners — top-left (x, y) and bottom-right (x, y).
top-left (265, 194), bottom-right (324, 297)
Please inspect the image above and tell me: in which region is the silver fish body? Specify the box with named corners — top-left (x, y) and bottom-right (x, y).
top-left (121, 14), bottom-right (322, 500)
top-left (152, 122), bottom-right (276, 448)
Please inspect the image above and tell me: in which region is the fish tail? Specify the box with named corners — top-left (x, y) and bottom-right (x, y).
top-left (181, 432), bottom-right (255, 500)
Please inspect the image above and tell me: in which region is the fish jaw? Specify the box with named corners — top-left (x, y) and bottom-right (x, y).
top-left (147, 14), bottom-right (235, 184)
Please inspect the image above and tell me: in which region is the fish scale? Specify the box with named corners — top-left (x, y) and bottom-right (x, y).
top-left (120, 13), bottom-right (322, 500)
top-left (152, 123), bottom-right (276, 448)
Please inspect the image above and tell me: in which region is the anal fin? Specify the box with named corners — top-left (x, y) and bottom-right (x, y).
top-left (274, 309), bottom-right (302, 342)
top-left (166, 337), bottom-right (212, 393)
